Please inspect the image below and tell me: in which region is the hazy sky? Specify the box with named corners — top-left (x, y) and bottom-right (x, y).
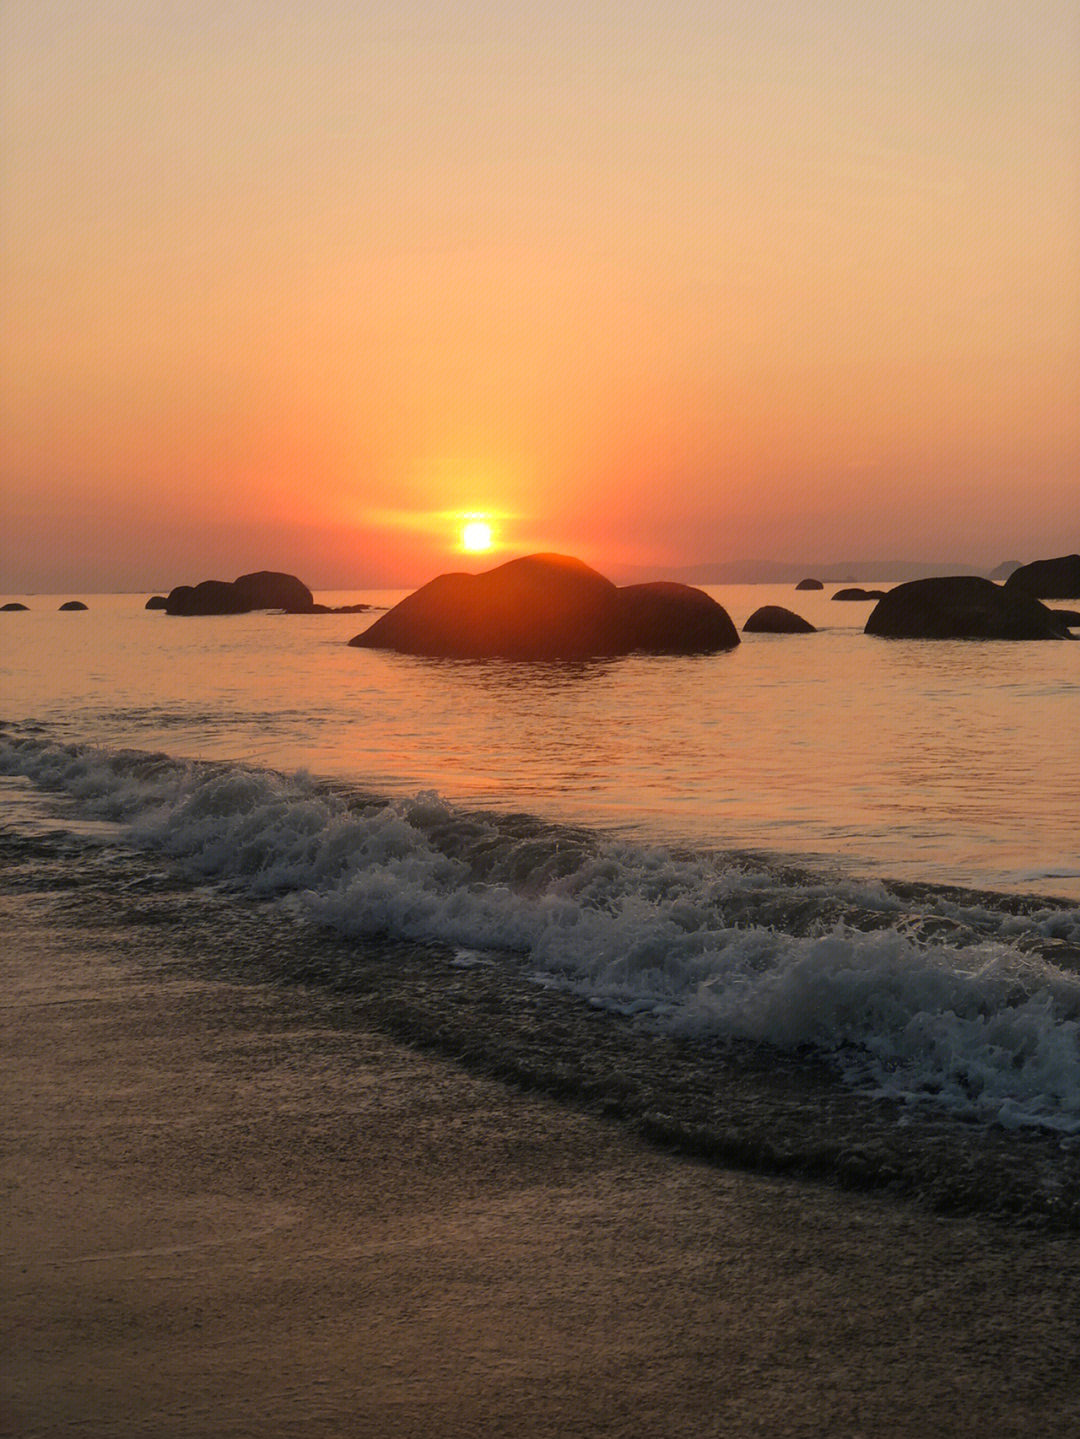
top-left (2, 0), bottom-right (1077, 590)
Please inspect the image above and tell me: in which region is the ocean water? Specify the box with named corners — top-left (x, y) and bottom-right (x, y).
top-left (3, 583), bottom-right (1080, 1215)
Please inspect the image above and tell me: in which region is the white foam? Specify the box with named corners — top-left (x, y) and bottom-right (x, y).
top-left (4, 732), bottom-right (1080, 1132)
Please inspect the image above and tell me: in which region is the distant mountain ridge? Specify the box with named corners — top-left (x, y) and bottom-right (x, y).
top-left (609, 559), bottom-right (1019, 585)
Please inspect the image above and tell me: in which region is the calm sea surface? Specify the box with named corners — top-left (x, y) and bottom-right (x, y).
top-left (2, 583), bottom-right (1077, 897)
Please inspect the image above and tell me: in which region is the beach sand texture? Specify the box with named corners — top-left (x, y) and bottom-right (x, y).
top-left (4, 885), bottom-right (1080, 1439)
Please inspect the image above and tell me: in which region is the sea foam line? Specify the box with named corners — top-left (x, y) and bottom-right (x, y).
top-left (3, 729), bottom-right (1080, 1133)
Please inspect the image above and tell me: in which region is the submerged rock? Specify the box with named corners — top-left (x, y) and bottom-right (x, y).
top-left (743, 605), bottom-right (816, 634)
top-left (350, 553), bottom-right (739, 659)
top-left (2, 602), bottom-right (29, 611)
top-left (832, 587), bottom-right (880, 601)
top-left (58, 601), bottom-right (87, 611)
top-left (1004, 554), bottom-right (1080, 599)
top-left (865, 576), bottom-right (1072, 640)
top-left (795, 578), bottom-right (823, 590)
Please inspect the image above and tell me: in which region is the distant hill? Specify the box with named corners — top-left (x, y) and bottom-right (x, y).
top-left (987, 560), bottom-right (1022, 580)
top-left (609, 559), bottom-right (991, 585)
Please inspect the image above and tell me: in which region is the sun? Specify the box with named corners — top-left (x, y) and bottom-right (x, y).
top-left (462, 520), bottom-right (493, 553)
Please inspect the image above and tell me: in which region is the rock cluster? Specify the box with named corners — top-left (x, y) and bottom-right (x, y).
top-left (165, 571), bottom-right (315, 615)
top-left (350, 554), bottom-right (739, 659)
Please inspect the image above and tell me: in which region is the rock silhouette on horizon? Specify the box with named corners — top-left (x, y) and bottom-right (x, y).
top-left (865, 576), bottom-right (1073, 640)
top-left (1003, 554), bottom-right (1080, 600)
top-left (145, 596), bottom-right (168, 610)
top-left (743, 606), bottom-right (816, 634)
top-left (349, 554), bottom-right (739, 659)
top-left (164, 570), bottom-right (315, 615)
top-left (58, 601), bottom-right (88, 611)
top-left (2, 602), bottom-right (29, 611)
top-left (832, 587), bottom-right (887, 601)
top-left (795, 578), bottom-right (823, 590)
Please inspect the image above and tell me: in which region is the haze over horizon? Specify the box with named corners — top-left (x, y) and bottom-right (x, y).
top-left (2, 1), bottom-right (1078, 593)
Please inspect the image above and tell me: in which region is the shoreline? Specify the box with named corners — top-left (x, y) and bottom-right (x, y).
top-left (5, 878), bottom-right (1080, 1435)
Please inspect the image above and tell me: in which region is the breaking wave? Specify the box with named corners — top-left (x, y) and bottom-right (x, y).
top-left (3, 727), bottom-right (1080, 1134)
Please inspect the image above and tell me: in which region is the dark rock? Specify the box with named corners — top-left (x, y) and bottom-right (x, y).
top-left (349, 553), bottom-right (739, 659)
top-left (164, 570), bottom-right (316, 614)
top-left (1052, 609), bottom-right (1080, 627)
top-left (145, 596), bottom-right (168, 610)
top-left (1004, 554), bottom-right (1080, 599)
top-left (233, 570), bottom-right (315, 612)
top-left (2, 602), bottom-right (29, 611)
top-left (616, 581), bottom-right (740, 653)
top-left (163, 585), bottom-right (194, 614)
top-left (333, 603), bottom-right (371, 614)
top-left (58, 601), bottom-right (87, 611)
top-left (833, 588), bottom-right (874, 601)
top-left (795, 578), bottom-right (823, 590)
top-left (743, 606), bottom-right (816, 634)
top-left (865, 576), bottom-right (1073, 640)
top-left (165, 580), bottom-right (247, 616)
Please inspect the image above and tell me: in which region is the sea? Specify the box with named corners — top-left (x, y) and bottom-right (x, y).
top-left (3, 583), bottom-right (1080, 1224)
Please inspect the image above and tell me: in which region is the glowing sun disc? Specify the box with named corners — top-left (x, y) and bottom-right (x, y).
top-left (462, 520), bottom-right (493, 552)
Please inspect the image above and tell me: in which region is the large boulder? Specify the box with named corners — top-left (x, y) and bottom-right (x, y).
top-left (795, 578), bottom-right (823, 590)
top-left (865, 576), bottom-right (1072, 640)
top-left (2, 602), bottom-right (29, 611)
top-left (233, 570), bottom-right (315, 612)
top-left (349, 554), bottom-right (739, 659)
top-left (1004, 554), bottom-right (1080, 599)
top-left (743, 605), bottom-right (816, 634)
top-left (58, 600), bottom-right (87, 611)
top-left (145, 595), bottom-right (168, 610)
top-left (833, 587), bottom-right (877, 601)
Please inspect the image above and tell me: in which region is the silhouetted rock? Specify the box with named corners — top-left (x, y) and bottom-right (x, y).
top-left (795, 578), bottom-right (823, 590)
top-left (332, 603), bottom-right (371, 614)
top-left (2, 602), bottom-right (28, 611)
top-left (1051, 609), bottom-right (1080, 627)
top-left (145, 596), bottom-right (168, 610)
top-left (865, 576), bottom-right (1072, 640)
top-left (233, 570), bottom-right (315, 612)
top-left (743, 605), bottom-right (816, 634)
top-left (58, 601), bottom-right (87, 611)
top-left (165, 580), bottom-right (247, 615)
top-left (1004, 554), bottom-right (1080, 599)
top-left (833, 588), bottom-right (875, 601)
top-left (349, 554), bottom-right (739, 659)
top-left (616, 582), bottom-right (740, 652)
top-left (164, 570), bottom-right (316, 615)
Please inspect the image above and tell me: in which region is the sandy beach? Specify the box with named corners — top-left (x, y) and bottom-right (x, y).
top-left (3, 881), bottom-right (1080, 1439)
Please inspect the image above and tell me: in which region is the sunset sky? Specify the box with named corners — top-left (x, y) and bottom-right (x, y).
top-left (2, 0), bottom-right (1077, 591)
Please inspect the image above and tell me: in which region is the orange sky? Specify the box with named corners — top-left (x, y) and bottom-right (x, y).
top-left (2, 1), bottom-right (1078, 591)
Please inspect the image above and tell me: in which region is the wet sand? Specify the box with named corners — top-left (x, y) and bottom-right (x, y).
top-left (4, 892), bottom-right (1080, 1439)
